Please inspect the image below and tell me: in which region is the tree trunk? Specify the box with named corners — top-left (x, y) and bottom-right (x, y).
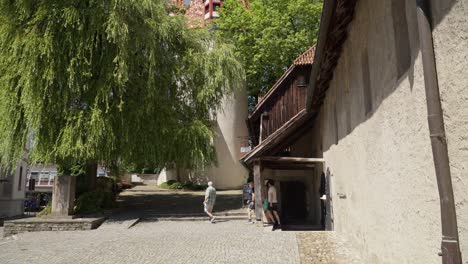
top-left (86, 162), bottom-right (98, 191)
top-left (51, 174), bottom-right (76, 217)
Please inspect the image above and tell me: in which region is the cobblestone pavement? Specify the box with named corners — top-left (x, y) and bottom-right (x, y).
top-left (297, 232), bottom-right (362, 263)
top-left (0, 186), bottom-right (362, 263)
top-left (0, 220), bottom-right (300, 264)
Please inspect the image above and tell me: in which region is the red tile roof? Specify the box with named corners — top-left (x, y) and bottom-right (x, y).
top-left (248, 45), bottom-right (316, 120)
top-left (293, 45), bottom-right (316, 66)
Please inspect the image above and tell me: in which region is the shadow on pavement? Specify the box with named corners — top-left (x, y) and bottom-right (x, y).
top-left (106, 186), bottom-right (244, 224)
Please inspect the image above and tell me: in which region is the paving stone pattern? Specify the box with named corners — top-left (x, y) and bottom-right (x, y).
top-left (0, 220), bottom-right (300, 264)
top-left (0, 187), bottom-right (363, 264)
top-left (297, 232), bottom-right (363, 264)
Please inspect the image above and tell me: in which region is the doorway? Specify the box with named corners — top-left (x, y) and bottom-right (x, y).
top-left (280, 181), bottom-right (307, 224)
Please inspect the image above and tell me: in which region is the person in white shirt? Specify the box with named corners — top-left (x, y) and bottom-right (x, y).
top-left (266, 180), bottom-right (281, 230)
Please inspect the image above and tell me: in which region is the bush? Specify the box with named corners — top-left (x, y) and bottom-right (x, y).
top-left (166, 180), bottom-right (177, 185)
top-left (159, 181), bottom-right (207, 191)
top-left (37, 204), bottom-right (52, 217)
top-left (97, 177), bottom-right (116, 193)
top-left (74, 191), bottom-right (116, 215)
top-left (170, 182), bottom-right (185, 190)
top-left (116, 182), bottom-right (123, 192)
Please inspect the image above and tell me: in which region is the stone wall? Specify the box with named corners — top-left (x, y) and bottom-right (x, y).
top-left (170, 87), bottom-right (249, 190)
top-left (3, 217), bottom-right (105, 237)
top-left (0, 199), bottom-right (23, 218)
top-left (312, 0), bottom-right (467, 263)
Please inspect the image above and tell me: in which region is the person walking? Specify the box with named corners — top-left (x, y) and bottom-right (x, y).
top-left (246, 182), bottom-right (255, 224)
top-left (203, 181), bottom-right (217, 223)
top-left (266, 180), bottom-right (281, 230)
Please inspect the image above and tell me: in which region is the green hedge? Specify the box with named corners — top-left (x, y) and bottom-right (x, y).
top-left (159, 181), bottom-right (207, 191)
top-left (74, 191), bottom-right (116, 215)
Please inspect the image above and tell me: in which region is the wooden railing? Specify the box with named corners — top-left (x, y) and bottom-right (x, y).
top-left (260, 80), bottom-right (308, 141)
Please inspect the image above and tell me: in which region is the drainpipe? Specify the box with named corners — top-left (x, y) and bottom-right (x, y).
top-left (416, 1), bottom-right (462, 263)
top-left (259, 113), bottom-right (264, 143)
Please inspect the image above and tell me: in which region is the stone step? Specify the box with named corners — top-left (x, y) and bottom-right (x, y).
top-left (142, 211), bottom-right (246, 218)
top-left (141, 215), bottom-right (247, 222)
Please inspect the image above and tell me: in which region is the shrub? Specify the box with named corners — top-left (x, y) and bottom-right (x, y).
top-left (159, 181), bottom-right (208, 191)
top-left (97, 177), bottom-right (116, 193)
top-left (166, 180), bottom-right (177, 185)
top-left (116, 182), bottom-right (123, 192)
top-left (37, 204), bottom-right (52, 217)
top-left (169, 182), bottom-right (184, 190)
top-left (159, 182), bottom-right (170, 189)
top-left (74, 191), bottom-right (116, 215)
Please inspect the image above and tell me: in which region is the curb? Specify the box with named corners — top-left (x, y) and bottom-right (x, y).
top-left (142, 215), bottom-right (247, 222)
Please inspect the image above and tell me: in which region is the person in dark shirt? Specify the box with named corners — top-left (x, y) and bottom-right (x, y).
top-left (246, 182), bottom-right (255, 224)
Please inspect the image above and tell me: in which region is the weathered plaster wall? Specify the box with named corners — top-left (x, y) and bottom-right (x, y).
top-left (174, 88), bottom-right (249, 190)
top-left (155, 169), bottom-right (177, 185)
top-left (203, 87), bottom-right (250, 189)
top-left (313, 0), bottom-right (464, 262)
top-left (0, 159), bottom-right (27, 217)
top-left (431, 0), bottom-right (468, 258)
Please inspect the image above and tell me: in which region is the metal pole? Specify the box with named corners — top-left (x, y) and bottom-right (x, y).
top-left (416, 1), bottom-right (462, 263)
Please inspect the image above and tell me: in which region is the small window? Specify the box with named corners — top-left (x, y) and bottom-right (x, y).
top-left (48, 172), bottom-right (56, 186)
top-left (38, 172), bottom-right (50, 186)
top-left (297, 74), bottom-right (307, 86)
top-left (18, 166), bottom-right (23, 191)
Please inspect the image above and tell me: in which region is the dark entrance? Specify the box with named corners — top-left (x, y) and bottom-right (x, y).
top-left (280, 181), bottom-right (307, 224)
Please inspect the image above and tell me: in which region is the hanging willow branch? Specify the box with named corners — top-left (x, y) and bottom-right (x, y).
top-left (0, 0), bottom-right (245, 170)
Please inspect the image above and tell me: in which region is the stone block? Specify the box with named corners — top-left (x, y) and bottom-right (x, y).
top-left (3, 217), bottom-right (106, 237)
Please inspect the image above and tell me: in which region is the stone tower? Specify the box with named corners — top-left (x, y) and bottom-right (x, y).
top-left (162, 0), bottom-right (249, 189)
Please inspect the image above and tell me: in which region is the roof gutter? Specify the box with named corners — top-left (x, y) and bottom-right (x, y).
top-left (416, 1), bottom-right (462, 263)
top-left (306, 0), bottom-right (336, 112)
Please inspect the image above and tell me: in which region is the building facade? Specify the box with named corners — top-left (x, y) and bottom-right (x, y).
top-left (241, 47), bottom-right (327, 229)
top-left (304, 0), bottom-right (467, 263)
top-left (0, 159), bottom-right (27, 218)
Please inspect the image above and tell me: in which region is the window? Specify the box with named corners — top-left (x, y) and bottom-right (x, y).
top-left (296, 74), bottom-right (307, 86)
top-left (48, 173), bottom-right (56, 186)
top-left (39, 172), bottom-right (50, 186)
top-left (18, 166), bottom-right (23, 191)
top-left (27, 172), bottom-right (39, 189)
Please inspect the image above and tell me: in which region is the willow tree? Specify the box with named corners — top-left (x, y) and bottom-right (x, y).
top-left (0, 1), bottom-right (244, 173)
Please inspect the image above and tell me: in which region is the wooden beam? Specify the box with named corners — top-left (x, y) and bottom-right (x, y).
top-left (249, 65), bottom-right (297, 121)
top-left (263, 164), bottom-right (316, 170)
top-left (270, 116), bottom-right (315, 156)
top-left (260, 157), bottom-right (325, 163)
top-left (240, 109), bottom-right (311, 164)
top-left (253, 161), bottom-right (263, 221)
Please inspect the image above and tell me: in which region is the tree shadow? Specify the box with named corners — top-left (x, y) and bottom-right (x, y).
top-left (111, 191), bottom-right (244, 222)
